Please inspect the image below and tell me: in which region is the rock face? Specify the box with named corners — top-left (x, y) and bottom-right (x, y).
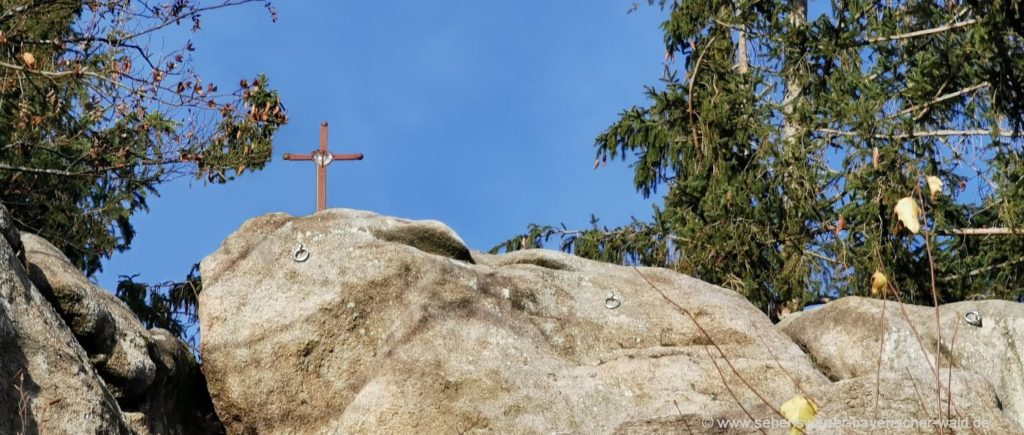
top-left (7, 204), bottom-right (1020, 433)
top-left (617, 369), bottom-right (1022, 434)
top-left (200, 209), bottom-right (1024, 434)
top-left (132, 328), bottom-right (224, 435)
top-left (780, 296), bottom-right (1024, 428)
top-left (21, 233), bottom-right (224, 434)
top-left (0, 203), bottom-right (223, 435)
top-left (24, 233), bottom-right (157, 402)
top-left (199, 210), bottom-right (828, 433)
top-left (0, 206), bottom-right (130, 434)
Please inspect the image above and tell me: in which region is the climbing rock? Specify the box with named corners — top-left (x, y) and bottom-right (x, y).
top-left (199, 209), bottom-right (828, 434)
top-left (20, 233), bottom-right (225, 434)
top-left (127, 328), bottom-right (224, 435)
top-left (0, 207), bottom-right (130, 434)
top-left (22, 233), bottom-right (156, 402)
top-left (780, 296), bottom-right (1024, 428)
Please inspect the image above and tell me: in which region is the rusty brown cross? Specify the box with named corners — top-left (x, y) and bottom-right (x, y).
top-left (283, 121), bottom-right (364, 212)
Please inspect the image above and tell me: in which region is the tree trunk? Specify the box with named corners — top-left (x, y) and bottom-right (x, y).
top-left (782, 0), bottom-right (807, 143)
top-left (737, 29), bottom-right (749, 74)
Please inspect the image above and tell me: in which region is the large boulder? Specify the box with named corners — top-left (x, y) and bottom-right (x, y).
top-left (779, 296), bottom-right (1024, 428)
top-left (0, 205), bottom-right (131, 434)
top-left (198, 209), bottom-right (830, 433)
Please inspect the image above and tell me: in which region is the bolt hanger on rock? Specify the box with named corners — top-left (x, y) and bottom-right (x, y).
top-left (965, 310), bottom-right (983, 327)
top-left (293, 243), bottom-right (310, 262)
top-left (605, 292), bottom-right (621, 309)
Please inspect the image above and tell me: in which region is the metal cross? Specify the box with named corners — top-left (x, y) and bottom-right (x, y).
top-left (283, 121), bottom-right (364, 212)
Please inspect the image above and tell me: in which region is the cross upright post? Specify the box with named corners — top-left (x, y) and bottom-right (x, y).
top-left (283, 121), bottom-right (364, 212)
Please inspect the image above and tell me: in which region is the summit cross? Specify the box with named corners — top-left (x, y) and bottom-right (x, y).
top-left (282, 121), bottom-right (364, 212)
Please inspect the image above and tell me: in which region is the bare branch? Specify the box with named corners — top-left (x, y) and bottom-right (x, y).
top-left (891, 82), bottom-right (989, 119)
top-left (0, 163), bottom-right (79, 176)
top-left (940, 256), bottom-right (1024, 282)
top-left (123, 0), bottom-right (267, 41)
top-left (0, 60), bottom-right (132, 91)
top-left (944, 228), bottom-right (1023, 236)
top-left (817, 128), bottom-right (1024, 139)
top-left (863, 18), bottom-right (978, 44)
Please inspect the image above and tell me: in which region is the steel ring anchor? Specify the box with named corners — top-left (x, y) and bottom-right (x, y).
top-left (293, 243), bottom-right (310, 262)
top-left (605, 292), bottom-right (621, 310)
top-left (964, 310), bottom-right (982, 327)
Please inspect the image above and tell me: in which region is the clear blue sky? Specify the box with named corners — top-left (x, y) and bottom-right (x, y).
top-left (96, 1), bottom-right (675, 289)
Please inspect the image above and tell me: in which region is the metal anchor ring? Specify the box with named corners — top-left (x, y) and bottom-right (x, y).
top-left (605, 293), bottom-right (621, 310)
top-left (293, 243), bottom-right (310, 262)
top-left (964, 311), bottom-right (982, 327)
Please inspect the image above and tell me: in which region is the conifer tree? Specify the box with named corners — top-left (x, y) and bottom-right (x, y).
top-left (496, 0), bottom-right (1024, 318)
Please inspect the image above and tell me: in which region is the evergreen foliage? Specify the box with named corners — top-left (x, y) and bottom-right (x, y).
top-left (0, 1), bottom-right (285, 337)
top-left (116, 264), bottom-right (201, 342)
top-left (495, 0), bottom-right (1024, 318)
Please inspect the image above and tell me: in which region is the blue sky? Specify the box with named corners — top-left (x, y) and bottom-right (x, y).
top-left (96, 1), bottom-right (674, 289)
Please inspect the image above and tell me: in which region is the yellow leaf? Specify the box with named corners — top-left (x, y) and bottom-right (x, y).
top-left (20, 52), bottom-right (35, 69)
top-left (871, 270), bottom-right (888, 296)
top-left (781, 394), bottom-right (817, 435)
top-left (927, 176), bottom-right (943, 200)
top-left (894, 197), bottom-right (921, 234)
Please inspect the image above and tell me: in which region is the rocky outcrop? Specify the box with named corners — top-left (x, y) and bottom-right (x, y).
top-left (618, 368), bottom-right (1022, 434)
top-left (0, 202), bottom-right (222, 434)
top-left (198, 209), bottom-right (1023, 434)
top-left (21, 233), bottom-right (224, 434)
top-left (131, 328), bottom-right (224, 435)
top-left (198, 210), bottom-right (829, 433)
top-left (0, 205), bottom-right (130, 434)
top-left (7, 204), bottom-right (1022, 433)
top-left (24, 234), bottom-right (157, 402)
top-left (779, 296), bottom-right (1024, 428)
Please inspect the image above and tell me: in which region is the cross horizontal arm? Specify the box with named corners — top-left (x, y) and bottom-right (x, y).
top-left (331, 152), bottom-right (364, 161)
top-left (282, 153), bottom-right (314, 161)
